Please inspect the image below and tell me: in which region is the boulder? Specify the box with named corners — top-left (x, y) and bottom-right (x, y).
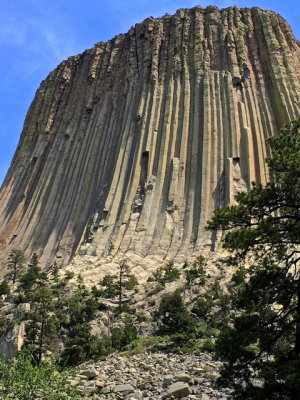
top-left (163, 382), bottom-right (190, 399)
top-left (80, 368), bottom-right (98, 379)
top-left (174, 373), bottom-right (191, 383)
top-left (114, 383), bottom-right (135, 394)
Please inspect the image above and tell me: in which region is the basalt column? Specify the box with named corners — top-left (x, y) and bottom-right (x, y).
top-left (0, 6), bottom-right (299, 269)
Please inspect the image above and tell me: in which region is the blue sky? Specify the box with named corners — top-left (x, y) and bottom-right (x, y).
top-left (0, 0), bottom-right (299, 186)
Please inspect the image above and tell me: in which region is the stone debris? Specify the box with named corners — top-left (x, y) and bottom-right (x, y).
top-left (73, 352), bottom-right (233, 399)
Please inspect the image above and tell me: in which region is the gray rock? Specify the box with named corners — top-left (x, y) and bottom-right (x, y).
top-left (80, 368), bottom-right (98, 379)
top-left (67, 379), bottom-right (79, 386)
top-left (174, 373), bottom-right (191, 383)
top-left (125, 391), bottom-right (143, 400)
top-left (76, 385), bottom-right (97, 395)
top-left (163, 374), bottom-right (174, 387)
top-left (203, 364), bottom-right (215, 373)
top-left (95, 380), bottom-right (105, 388)
top-left (114, 383), bottom-right (135, 394)
top-left (200, 394), bottom-right (210, 400)
top-left (163, 382), bottom-right (190, 399)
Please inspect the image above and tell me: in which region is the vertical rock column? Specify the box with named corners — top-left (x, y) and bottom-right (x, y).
top-left (0, 6), bottom-right (299, 270)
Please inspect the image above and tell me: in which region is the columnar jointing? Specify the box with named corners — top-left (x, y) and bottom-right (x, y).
top-left (0, 6), bottom-right (299, 269)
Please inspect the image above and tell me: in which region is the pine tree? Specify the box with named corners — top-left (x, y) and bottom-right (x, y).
top-left (157, 289), bottom-right (197, 335)
top-left (19, 253), bottom-right (43, 292)
top-left (207, 120), bottom-right (300, 400)
top-left (100, 262), bottom-right (138, 309)
top-left (24, 285), bottom-right (58, 367)
top-left (7, 249), bottom-right (26, 286)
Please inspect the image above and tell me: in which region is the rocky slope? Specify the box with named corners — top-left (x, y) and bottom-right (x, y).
top-left (0, 6), bottom-right (299, 273)
top-left (71, 352), bottom-right (230, 399)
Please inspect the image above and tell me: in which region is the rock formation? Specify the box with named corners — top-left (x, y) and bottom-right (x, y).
top-left (0, 6), bottom-right (299, 272)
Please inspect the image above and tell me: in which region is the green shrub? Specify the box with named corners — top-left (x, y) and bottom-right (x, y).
top-left (184, 256), bottom-right (207, 286)
top-left (64, 270), bottom-right (74, 281)
top-left (59, 323), bottom-right (112, 367)
top-left (0, 351), bottom-right (81, 400)
top-left (140, 363), bottom-right (152, 371)
top-left (149, 261), bottom-right (181, 286)
top-left (111, 325), bottom-right (137, 350)
top-left (231, 266), bottom-right (246, 286)
top-left (0, 314), bottom-right (14, 337)
top-left (191, 297), bottom-right (214, 318)
top-left (120, 336), bottom-right (165, 356)
top-left (166, 333), bottom-right (203, 353)
top-left (202, 337), bottom-right (215, 352)
top-left (0, 280), bottom-right (10, 296)
top-left (161, 261), bottom-right (180, 283)
top-left (157, 290), bottom-right (196, 335)
top-left (136, 312), bottom-right (147, 322)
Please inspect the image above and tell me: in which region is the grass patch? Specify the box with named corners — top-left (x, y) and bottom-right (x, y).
top-left (120, 336), bottom-right (165, 356)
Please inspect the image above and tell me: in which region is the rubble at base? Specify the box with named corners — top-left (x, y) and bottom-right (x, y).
top-left (72, 352), bottom-right (232, 399)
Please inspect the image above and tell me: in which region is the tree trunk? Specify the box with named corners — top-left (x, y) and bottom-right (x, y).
top-left (38, 320), bottom-right (45, 367)
top-left (118, 266), bottom-right (123, 309)
top-left (12, 263), bottom-right (17, 286)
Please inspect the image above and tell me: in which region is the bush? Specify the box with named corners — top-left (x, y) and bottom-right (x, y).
top-left (59, 323), bottom-right (110, 367)
top-left (64, 270), bottom-right (74, 281)
top-left (149, 261), bottom-right (181, 286)
top-left (157, 289), bottom-right (196, 335)
top-left (60, 322), bottom-right (139, 367)
top-left (120, 336), bottom-right (165, 356)
top-left (202, 337), bottom-right (215, 352)
top-left (191, 297), bottom-right (214, 318)
top-left (99, 263), bottom-right (138, 309)
top-left (184, 256), bottom-right (207, 286)
top-left (136, 312), bottom-right (147, 322)
top-left (0, 314), bottom-right (14, 337)
top-left (111, 325), bottom-right (138, 350)
top-left (231, 267), bottom-right (246, 286)
top-left (0, 351), bottom-right (81, 400)
top-left (0, 280), bottom-right (10, 296)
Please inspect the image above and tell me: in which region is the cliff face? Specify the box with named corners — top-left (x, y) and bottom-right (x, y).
top-left (0, 6), bottom-right (299, 270)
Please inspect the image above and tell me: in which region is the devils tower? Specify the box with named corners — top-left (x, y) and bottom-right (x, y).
top-left (0, 6), bottom-right (299, 272)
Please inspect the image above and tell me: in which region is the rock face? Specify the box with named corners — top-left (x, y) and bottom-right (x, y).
top-left (0, 6), bottom-right (299, 270)
top-left (0, 323), bottom-right (25, 360)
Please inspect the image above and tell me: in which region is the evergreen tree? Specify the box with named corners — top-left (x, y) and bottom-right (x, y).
top-left (7, 249), bottom-right (26, 286)
top-left (19, 253), bottom-right (43, 292)
top-left (157, 289), bottom-right (196, 335)
top-left (24, 286), bottom-right (58, 367)
top-left (100, 262), bottom-right (138, 309)
top-left (50, 261), bottom-right (59, 282)
top-left (207, 120), bottom-right (300, 400)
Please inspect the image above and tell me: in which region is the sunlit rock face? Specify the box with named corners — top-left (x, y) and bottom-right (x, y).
top-left (0, 6), bottom-right (299, 271)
